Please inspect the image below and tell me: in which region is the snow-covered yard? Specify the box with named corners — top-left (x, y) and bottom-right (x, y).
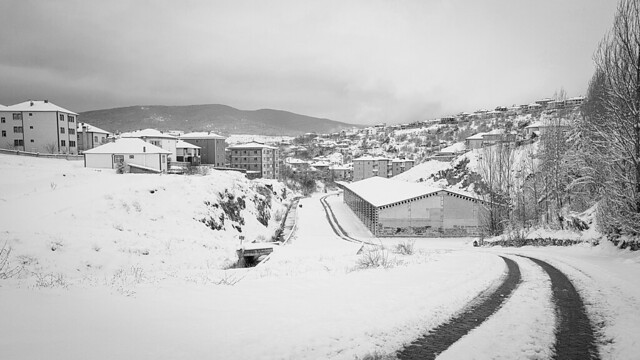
top-left (1, 154), bottom-right (640, 359)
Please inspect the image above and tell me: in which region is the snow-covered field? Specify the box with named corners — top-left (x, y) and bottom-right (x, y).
top-left (1, 154), bottom-right (640, 359)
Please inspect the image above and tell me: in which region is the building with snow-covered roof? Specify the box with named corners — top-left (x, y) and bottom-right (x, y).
top-left (565, 96), bottom-right (585, 107)
top-left (340, 177), bottom-right (487, 236)
top-left (227, 141), bottom-right (280, 179)
top-left (390, 158), bottom-right (414, 177)
top-left (77, 122), bottom-right (112, 152)
top-left (1, 100), bottom-right (79, 154)
top-left (465, 133), bottom-right (486, 149)
top-left (83, 138), bottom-right (171, 173)
top-left (179, 132), bottom-right (226, 166)
top-left (175, 140), bottom-right (201, 164)
top-left (330, 164), bottom-right (352, 181)
top-left (120, 129), bottom-right (177, 162)
top-left (353, 156), bottom-right (389, 181)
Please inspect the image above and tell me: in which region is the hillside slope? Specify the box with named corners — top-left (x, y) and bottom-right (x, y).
top-left (79, 104), bottom-right (358, 136)
top-left (0, 154), bottom-right (292, 284)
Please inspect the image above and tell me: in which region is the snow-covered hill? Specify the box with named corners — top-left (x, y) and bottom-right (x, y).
top-left (0, 154), bottom-right (291, 287)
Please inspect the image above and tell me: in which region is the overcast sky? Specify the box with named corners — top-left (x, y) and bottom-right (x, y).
top-left (0, 0), bottom-right (619, 125)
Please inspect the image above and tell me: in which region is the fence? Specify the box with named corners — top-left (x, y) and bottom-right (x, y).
top-left (0, 148), bottom-right (83, 161)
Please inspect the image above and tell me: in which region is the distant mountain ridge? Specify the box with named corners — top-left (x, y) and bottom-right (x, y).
top-left (79, 104), bottom-right (359, 136)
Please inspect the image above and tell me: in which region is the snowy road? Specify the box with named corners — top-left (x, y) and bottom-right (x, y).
top-left (325, 190), bottom-right (639, 359)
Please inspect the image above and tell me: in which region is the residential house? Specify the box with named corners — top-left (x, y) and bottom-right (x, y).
top-left (77, 122), bottom-right (111, 151)
top-left (465, 133), bottom-right (486, 149)
top-left (228, 141), bottom-right (280, 179)
top-left (525, 120), bottom-right (571, 137)
top-left (175, 140), bottom-right (201, 164)
top-left (120, 129), bottom-right (177, 162)
top-left (83, 138), bottom-right (171, 173)
top-left (180, 132), bottom-right (226, 166)
top-left (1, 100), bottom-right (78, 154)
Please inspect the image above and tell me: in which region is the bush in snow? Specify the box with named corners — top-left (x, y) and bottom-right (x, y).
top-left (394, 240), bottom-right (416, 255)
top-left (357, 247), bottom-right (392, 269)
top-left (0, 242), bottom-right (22, 280)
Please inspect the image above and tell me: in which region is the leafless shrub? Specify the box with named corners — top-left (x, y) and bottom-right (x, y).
top-left (34, 272), bottom-right (69, 289)
top-left (215, 271), bottom-right (242, 285)
top-left (109, 266), bottom-right (145, 296)
top-left (357, 247), bottom-right (392, 269)
top-left (0, 242), bottom-right (23, 279)
top-left (394, 240), bottom-right (416, 255)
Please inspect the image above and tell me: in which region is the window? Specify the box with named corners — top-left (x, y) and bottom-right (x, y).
top-left (60, 127), bottom-right (65, 134)
top-left (68, 115), bottom-right (75, 123)
top-left (13, 126), bottom-right (22, 133)
top-left (69, 141), bottom-right (76, 147)
top-left (69, 128), bottom-right (75, 135)
top-left (14, 139), bottom-right (23, 146)
top-left (1, 117), bottom-right (4, 123)
top-left (94, 136), bottom-right (98, 142)
top-left (29, 113), bottom-right (32, 116)
top-left (30, 139), bottom-right (34, 143)
top-left (29, 126), bottom-right (33, 129)
top-left (13, 113), bottom-right (21, 120)
top-left (59, 114), bottom-right (64, 121)
top-left (129, 155), bottom-right (134, 159)
top-left (61, 140), bottom-right (66, 147)
top-left (1, 130), bottom-right (5, 137)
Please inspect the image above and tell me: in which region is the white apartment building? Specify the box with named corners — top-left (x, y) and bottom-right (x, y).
top-left (0, 100), bottom-right (79, 154)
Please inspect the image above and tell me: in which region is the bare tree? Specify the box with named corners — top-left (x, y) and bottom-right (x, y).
top-left (580, 0), bottom-right (640, 237)
top-left (44, 142), bottom-right (58, 154)
top-left (478, 142), bottom-right (515, 235)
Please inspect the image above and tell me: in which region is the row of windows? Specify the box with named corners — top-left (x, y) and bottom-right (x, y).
top-left (6, 113), bottom-right (75, 122)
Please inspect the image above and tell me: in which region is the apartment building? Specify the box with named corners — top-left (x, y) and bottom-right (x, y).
top-left (353, 156), bottom-right (413, 181)
top-left (179, 132), bottom-right (226, 166)
top-left (228, 141), bottom-right (280, 179)
top-left (1, 100), bottom-right (79, 154)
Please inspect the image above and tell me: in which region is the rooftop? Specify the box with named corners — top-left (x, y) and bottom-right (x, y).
top-left (342, 177), bottom-right (482, 207)
top-left (176, 140), bottom-right (201, 149)
top-left (120, 129), bottom-right (177, 139)
top-left (77, 122), bottom-right (111, 135)
top-left (227, 141), bottom-right (278, 150)
top-left (180, 131), bottom-right (225, 140)
top-left (7, 100), bottom-right (78, 115)
top-left (83, 138), bottom-right (171, 155)
top-left (341, 177), bottom-right (442, 207)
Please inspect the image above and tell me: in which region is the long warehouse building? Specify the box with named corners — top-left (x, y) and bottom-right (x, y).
top-left (339, 177), bottom-right (488, 237)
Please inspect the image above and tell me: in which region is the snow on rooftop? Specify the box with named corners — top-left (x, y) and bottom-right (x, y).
top-left (227, 141), bottom-right (278, 150)
top-left (83, 138), bottom-right (171, 154)
top-left (7, 100), bottom-right (78, 115)
top-left (440, 142), bottom-right (466, 153)
top-left (77, 122), bottom-right (111, 135)
top-left (176, 140), bottom-right (201, 149)
top-left (466, 133), bottom-right (486, 140)
top-left (342, 177), bottom-right (444, 207)
top-left (120, 129), bottom-right (177, 139)
top-left (354, 155), bottom-right (389, 161)
top-left (180, 132), bottom-right (225, 140)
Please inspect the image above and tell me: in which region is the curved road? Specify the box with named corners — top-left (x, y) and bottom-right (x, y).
top-left (319, 193), bottom-right (601, 359)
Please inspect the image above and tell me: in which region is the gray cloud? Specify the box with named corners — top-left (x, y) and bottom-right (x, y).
top-left (0, 0), bottom-right (618, 124)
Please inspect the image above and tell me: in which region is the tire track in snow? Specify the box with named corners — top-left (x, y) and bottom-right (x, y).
top-left (520, 256), bottom-right (600, 360)
top-left (397, 256), bottom-right (521, 360)
top-left (319, 193), bottom-right (378, 247)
